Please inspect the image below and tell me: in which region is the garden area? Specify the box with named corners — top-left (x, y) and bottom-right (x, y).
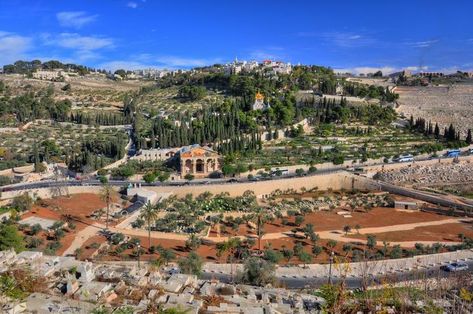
top-left (226, 123), bottom-right (447, 170)
top-left (0, 192), bottom-right (127, 257)
top-left (78, 188), bottom-right (473, 267)
top-left (0, 121), bottom-right (128, 171)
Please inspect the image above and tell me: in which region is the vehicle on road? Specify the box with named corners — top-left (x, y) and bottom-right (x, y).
top-left (394, 154), bottom-right (414, 162)
top-left (441, 262), bottom-right (469, 272)
top-left (445, 149), bottom-right (461, 158)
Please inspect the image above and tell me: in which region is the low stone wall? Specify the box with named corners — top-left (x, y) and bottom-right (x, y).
top-left (142, 171), bottom-right (362, 197)
top-left (203, 249), bottom-right (473, 279)
top-left (0, 172), bottom-right (374, 203)
top-left (0, 186), bottom-right (108, 203)
top-left (0, 164), bottom-right (34, 177)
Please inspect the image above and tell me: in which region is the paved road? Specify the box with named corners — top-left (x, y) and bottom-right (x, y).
top-left (0, 167), bottom-right (344, 192)
top-left (1, 151), bottom-right (465, 194)
top-left (201, 261), bottom-right (473, 289)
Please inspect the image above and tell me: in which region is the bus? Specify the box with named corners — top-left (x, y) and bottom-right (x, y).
top-left (446, 149), bottom-right (461, 158)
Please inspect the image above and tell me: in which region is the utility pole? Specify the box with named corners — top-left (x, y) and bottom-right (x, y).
top-left (137, 244), bottom-right (141, 269)
top-left (328, 251), bottom-right (334, 285)
top-left (51, 165), bottom-right (69, 198)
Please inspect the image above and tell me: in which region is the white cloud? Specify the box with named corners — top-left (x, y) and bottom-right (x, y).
top-left (127, 2), bottom-right (138, 9)
top-left (155, 56), bottom-right (222, 68)
top-left (44, 33), bottom-right (114, 51)
top-left (405, 39), bottom-right (439, 48)
top-left (100, 55), bottom-right (223, 71)
top-left (0, 32), bottom-right (32, 65)
top-left (56, 11), bottom-right (98, 29)
top-left (39, 33), bottom-right (114, 63)
top-left (245, 46), bottom-right (286, 61)
top-left (326, 32), bottom-right (374, 48)
top-left (333, 65), bottom-right (434, 75)
top-left (405, 66), bottom-right (429, 71)
top-left (301, 31), bottom-right (374, 48)
top-left (99, 60), bottom-right (156, 71)
top-left (248, 50), bottom-right (282, 61)
top-left (333, 66), bottom-right (398, 75)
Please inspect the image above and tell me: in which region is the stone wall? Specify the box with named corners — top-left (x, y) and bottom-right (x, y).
top-left (0, 172), bottom-right (375, 204)
top-left (142, 171), bottom-right (361, 197)
top-left (0, 164), bottom-right (34, 177)
top-left (0, 186), bottom-right (108, 204)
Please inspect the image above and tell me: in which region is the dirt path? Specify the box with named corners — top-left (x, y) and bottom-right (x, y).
top-left (206, 217), bottom-right (472, 247)
top-left (62, 224), bottom-right (103, 256)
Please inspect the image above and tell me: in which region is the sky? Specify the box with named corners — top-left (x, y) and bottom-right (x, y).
top-left (0, 0), bottom-right (472, 74)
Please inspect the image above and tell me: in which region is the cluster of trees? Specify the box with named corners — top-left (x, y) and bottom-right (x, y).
top-left (66, 136), bottom-right (127, 172)
top-left (344, 83), bottom-right (399, 101)
top-left (177, 85), bottom-right (207, 101)
top-left (2, 60), bottom-right (98, 76)
top-left (69, 111), bottom-right (131, 126)
top-left (155, 65), bottom-right (338, 107)
top-left (135, 101), bottom-right (260, 150)
top-left (410, 116), bottom-right (471, 144)
top-left (108, 160), bottom-right (172, 180)
top-left (0, 88), bottom-right (128, 126)
top-left (0, 92), bottom-right (72, 122)
top-left (302, 97), bottom-right (397, 126)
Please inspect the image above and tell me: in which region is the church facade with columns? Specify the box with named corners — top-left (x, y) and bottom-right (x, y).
top-left (177, 144), bottom-right (220, 178)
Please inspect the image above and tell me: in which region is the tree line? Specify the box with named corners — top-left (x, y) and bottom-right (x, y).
top-left (0, 90), bottom-right (128, 125)
top-left (2, 60), bottom-right (103, 76)
top-left (410, 116), bottom-right (471, 145)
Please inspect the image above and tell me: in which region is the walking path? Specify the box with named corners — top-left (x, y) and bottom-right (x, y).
top-left (62, 224), bottom-right (102, 256)
top-left (242, 218), bottom-right (469, 248)
top-left (317, 218), bottom-right (471, 247)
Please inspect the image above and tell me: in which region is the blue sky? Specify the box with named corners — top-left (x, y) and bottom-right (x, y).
top-left (0, 0), bottom-right (472, 73)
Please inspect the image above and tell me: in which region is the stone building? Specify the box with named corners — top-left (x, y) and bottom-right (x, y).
top-left (132, 148), bottom-right (178, 161)
top-left (178, 145), bottom-right (220, 178)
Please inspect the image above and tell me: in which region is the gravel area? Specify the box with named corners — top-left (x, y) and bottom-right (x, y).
top-left (375, 161), bottom-right (473, 186)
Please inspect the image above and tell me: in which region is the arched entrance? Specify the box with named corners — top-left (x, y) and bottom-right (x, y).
top-left (196, 159), bottom-right (205, 173)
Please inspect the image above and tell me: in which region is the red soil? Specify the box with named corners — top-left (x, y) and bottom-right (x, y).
top-left (21, 193), bottom-right (120, 256)
top-left (264, 208), bottom-right (450, 233)
top-left (348, 222), bottom-right (473, 243)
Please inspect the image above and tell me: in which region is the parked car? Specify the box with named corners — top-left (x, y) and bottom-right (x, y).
top-left (441, 262), bottom-right (469, 272)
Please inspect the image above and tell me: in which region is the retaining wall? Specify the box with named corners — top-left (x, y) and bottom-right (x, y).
top-left (0, 186), bottom-right (107, 203)
top-left (142, 172), bottom-right (368, 197)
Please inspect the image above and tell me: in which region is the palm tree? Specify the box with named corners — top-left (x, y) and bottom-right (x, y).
top-left (252, 208), bottom-right (271, 252)
top-left (100, 182), bottom-right (113, 230)
top-left (140, 201), bottom-right (160, 251)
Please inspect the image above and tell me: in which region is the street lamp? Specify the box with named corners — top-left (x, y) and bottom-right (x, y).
top-left (137, 244), bottom-right (141, 269)
top-left (328, 251), bottom-right (335, 285)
